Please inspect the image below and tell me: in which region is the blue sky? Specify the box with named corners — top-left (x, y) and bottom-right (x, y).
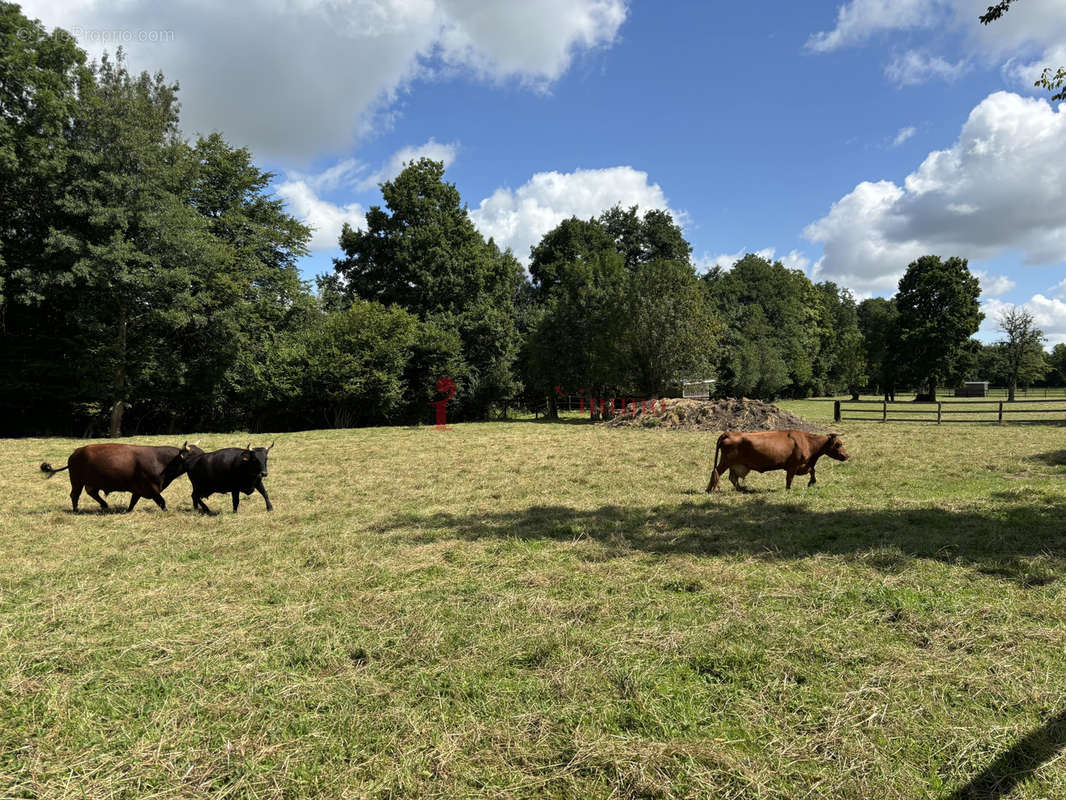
top-left (18, 1), bottom-right (1066, 342)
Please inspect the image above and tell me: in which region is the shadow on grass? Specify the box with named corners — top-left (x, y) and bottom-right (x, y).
top-left (945, 709), bottom-right (1066, 799)
top-left (1029, 450), bottom-right (1066, 467)
top-left (376, 496), bottom-right (1066, 586)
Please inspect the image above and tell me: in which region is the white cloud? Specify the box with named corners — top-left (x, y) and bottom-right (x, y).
top-left (1003, 43), bottom-right (1066, 91)
top-left (356, 138), bottom-right (458, 190)
top-left (885, 51), bottom-right (969, 86)
top-left (973, 270), bottom-right (1016, 297)
top-left (808, 0), bottom-right (1066, 71)
top-left (806, 0), bottom-right (942, 52)
top-left (892, 125), bottom-right (917, 147)
top-left (469, 166), bottom-right (676, 263)
top-left (20, 0), bottom-right (627, 160)
top-left (781, 249), bottom-right (812, 272)
top-left (805, 91), bottom-right (1066, 294)
top-left (274, 180), bottom-right (366, 252)
top-left (983, 294), bottom-right (1066, 345)
top-left (694, 247), bottom-right (810, 274)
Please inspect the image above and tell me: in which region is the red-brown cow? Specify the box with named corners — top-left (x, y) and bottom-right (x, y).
top-left (40, 443), bottom-right (191, 512)
top-left (706, 429), bottom-right (850, 492)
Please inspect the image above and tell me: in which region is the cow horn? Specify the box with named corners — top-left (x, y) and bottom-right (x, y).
top-left (193, 439), bottom-right (201, 446)
top-left (268, 440), bottom-right (275, 451)
top-left (246, 442), bottom-right (251, 451)
top-left (182, 440), bottom-right (188, 449)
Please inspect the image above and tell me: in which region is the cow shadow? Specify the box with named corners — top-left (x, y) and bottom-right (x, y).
top-left (944, 709), bottom-right (1066, 799)
top-left (1028, 450), bottom-right (1066, 467)
top-left (373, 495), bottom-right (1066, 586)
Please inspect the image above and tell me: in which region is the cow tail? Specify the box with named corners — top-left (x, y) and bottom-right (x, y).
top-left (40, 462), bottom-right (69, 479)
top-left (707, 434), bottom-right (724, 491)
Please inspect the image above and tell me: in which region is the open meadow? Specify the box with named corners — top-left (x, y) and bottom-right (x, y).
top-left (2, 402), bottom-right (1066, 798)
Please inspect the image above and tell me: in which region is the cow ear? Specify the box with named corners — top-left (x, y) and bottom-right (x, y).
top-left (828, 433), bottom-right (838, 440)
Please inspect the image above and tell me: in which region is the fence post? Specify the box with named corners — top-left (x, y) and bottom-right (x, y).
top-left (936, 402), bottom-right (942, 424)
top-left (998, 401), bottom-right (1003, 424)
top-left (882, 400), bottom-right (887, 423)
top-left (834, 400), bottom-right (840, 422)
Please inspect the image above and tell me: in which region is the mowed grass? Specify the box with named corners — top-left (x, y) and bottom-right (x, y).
top-left (2, 404), bottom-right (1066, 799)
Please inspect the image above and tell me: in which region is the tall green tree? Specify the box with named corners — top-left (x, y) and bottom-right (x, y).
top-left (994, 305), bottom-right (1047, 400)
top-left (0, 5), bottom-right (93, 432)
top-left (334, 158), bottom-right (523, 418)
top-left (703, 254), bottom-right (819, 398)
top-left (625, 259), bottom-right (719, 396)
top-left (858, 297), bottom-right (901, 400)
top-left (812, 282), bottom-right (867, 398)
top-left (526, 250), bottom-right (629, 417)
top-left (895, 255), bottom-right (983, 400)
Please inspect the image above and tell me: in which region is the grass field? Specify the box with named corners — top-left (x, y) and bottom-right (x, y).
top-left (3, 401), bottom-right (1066, 798)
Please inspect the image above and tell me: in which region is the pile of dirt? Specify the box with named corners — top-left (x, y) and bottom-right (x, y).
top-left (603, 397), bottom-right (823, 433)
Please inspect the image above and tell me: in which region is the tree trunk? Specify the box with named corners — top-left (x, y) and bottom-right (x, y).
top-left (109, 306), bottom-right (128, 438)
top-left (109, 400), bottom-right (126, 438)
top-left (547, 393), bottom-right (558, 419)
top-left (1008, 383), bottom-right (1016, 402)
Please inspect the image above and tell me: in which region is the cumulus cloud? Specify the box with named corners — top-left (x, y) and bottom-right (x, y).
top-left (982, 295), bottom-right (1066, 345)
top-left (274, 179), bottom-right (366, 251)
top-left (805, 91), bottom-right (1066, 294)
top-left (356, 138), bottom-right (458, 190)
top-left (469, 166), bottom-right (677, 263)
top-left (885, 51), bottom-right (969, 86)
top-left (20, 0), bottom-right (627, 160)
top-left (973, 270), bottom-right (1016, 298)
top-left (696, 247), bottom-right (790, 272)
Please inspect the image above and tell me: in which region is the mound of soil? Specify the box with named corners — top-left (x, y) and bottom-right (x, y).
top-left (603, 397), bottom-right (823, 433)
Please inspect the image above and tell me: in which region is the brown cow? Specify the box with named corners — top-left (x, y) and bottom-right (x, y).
top-left (706, 429), bottom-right (850, 492)
top-left (40, 443), bottom-right (191, 512)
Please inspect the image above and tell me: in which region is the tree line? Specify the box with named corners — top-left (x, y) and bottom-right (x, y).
top-left (0, 5), bottom-right (1055, 435)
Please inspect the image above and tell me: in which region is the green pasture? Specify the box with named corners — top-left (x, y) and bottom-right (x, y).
top-left (2, 402), bottom-right (1066, 798)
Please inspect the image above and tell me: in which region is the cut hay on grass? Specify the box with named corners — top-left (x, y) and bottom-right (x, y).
top-left (605, 396), bottom-right (824, 433)
top-left (3, 402), bottom-right (1066, 798)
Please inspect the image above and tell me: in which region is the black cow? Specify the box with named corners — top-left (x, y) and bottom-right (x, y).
top-left (186, 442), bottom-right (275, 514)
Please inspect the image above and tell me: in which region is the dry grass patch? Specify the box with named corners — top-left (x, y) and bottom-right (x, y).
top-left (1, 411), bottom-right (1066, 797)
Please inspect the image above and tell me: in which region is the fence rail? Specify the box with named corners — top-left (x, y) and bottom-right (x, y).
top-left (835, 398), bottom-right (1066, 424)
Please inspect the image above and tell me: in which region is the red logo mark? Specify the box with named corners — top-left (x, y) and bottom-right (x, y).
top-left (429, 377), bottom-right (456, 429)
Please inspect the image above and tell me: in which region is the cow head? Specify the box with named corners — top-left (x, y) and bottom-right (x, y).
top-left (241, 441), bottom-right (274, 479)
top-left (161, 441), bottom-right (202, 489)
top-left (825, 433), bottom-right (850, 461)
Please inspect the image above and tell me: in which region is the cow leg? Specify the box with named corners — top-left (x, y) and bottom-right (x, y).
top-left (255, 479), bottom-right (273, 512)
top-left (729, 464), bottom-right (749, 491)
top-left (70, 482), bottom-right (84, 512)
top-left (232, 491), bottom-right (240, 513)
top-left (86, 487), bottom-right (109, 511)
top-left (191, 490), bottom-right (214, 514)
top-left (808, 465), bottom-right (816, 487)
top-left (149, 492), bottom-right (166, 511)
top-left (785, 470), bottom-right (795, 490)
top-left (127, 494), bottom-right (140, 512)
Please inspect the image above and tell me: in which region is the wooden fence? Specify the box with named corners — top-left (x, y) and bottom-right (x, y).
top-left (834, 398), bottom-right (1066, 424)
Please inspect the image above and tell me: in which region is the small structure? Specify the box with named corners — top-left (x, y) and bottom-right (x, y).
top-left (955, 381), bottom-right (989, 397)
top-left (682, 378), bottom-right (716, 400)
